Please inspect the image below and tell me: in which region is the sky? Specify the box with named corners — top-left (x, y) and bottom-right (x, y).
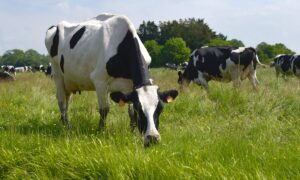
top-left (0, 0), bottom-right (299, 55)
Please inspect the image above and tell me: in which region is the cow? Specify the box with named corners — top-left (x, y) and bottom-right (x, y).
top-left (178, 46), bottom-right (266, 90)
top-left (45, 63), bottom-right (52, 76)
top-left (270, 54), bottom-right (300, 79)
top-left (2, 65), bottom-right (16, 76)
top-left (15, 67), bottom-right (26, 73)
top-left (164, 62), bottom-right (178, 70)
top-left (45, 13), bottom-right (178, 145)
top-left (0, 71), bottom-right (15, 81)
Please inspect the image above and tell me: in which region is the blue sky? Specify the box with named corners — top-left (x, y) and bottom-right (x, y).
top-left (0, 0), bottom-right (299, 55)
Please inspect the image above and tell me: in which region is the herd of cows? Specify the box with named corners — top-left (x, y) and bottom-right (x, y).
top-left (1, 13), bottom-right (300, 146)
top-left (0, 64), bottom-right (52, 80)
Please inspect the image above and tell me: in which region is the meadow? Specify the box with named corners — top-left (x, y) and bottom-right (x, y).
top-left (0, 67), bottom-right (299, 179)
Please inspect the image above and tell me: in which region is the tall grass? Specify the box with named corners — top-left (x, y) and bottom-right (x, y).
top-left (0, 68), bottom-right (299, 179)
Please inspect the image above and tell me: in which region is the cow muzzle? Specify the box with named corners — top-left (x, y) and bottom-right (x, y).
top-left (144, 133), bottom-right (161, 146)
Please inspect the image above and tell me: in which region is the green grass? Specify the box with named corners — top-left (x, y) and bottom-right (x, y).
top-left (0, 68), bottom-right (299, 179)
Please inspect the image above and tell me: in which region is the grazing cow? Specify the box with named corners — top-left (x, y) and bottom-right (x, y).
top-left (178, 46), bottom-right (266, 90)
top-left (3, 65), bottom-right (16, 76)
top-left (164, 62), bottom-right (178, 70)
top-left (45, 14), bottom-right (178, 145)
top-left (270, 54), bottom-right (300, 79)
top-left (45, 63), bottom-right (52, 76)
top-left (0, 72), bottom-right (15, 81)
top-left (15, 67), bottom-right (26, 73)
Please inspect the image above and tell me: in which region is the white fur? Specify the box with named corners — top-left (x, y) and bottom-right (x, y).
top-left (136, 85), bottom-right (160, 141)
top-left (232, 47), bottom-right (246, 53)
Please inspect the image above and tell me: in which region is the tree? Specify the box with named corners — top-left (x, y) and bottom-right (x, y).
top-left (1, 49), bottom-right (48, 66)
top-left (206, 38), bottom-right (244, 47)
top-left (160, 37), bottom-right (191, 65)
top-left (144, 40), bottom-right (163, 67)
top-left (256, 42), bottom-right (294, 63)
top-left (137, 21), bottom-right (160, 42)
top-left (159, 18), bottom-right (216, 50)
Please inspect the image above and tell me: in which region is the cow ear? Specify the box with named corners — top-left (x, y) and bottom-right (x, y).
top-left (110, 92), bottom-right (133, 107)
top-left (158, 90), bottom-right (179, 103)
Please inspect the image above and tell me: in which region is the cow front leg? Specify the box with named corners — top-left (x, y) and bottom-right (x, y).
top-left (194, 71), bottom-right (209, 90)
top-left (99, 107), bottom-right (109, 129)
top-left (128, 104), bottom-right (137, 131)
top-left (94, 83), bottom-right (110, 130)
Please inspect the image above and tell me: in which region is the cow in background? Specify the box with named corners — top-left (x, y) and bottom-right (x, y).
top-left (178, 46), bottom-right (266, 90)
top-left (270, 54), bottom-right (300, 79)
top-left (45, 13), bottom-right (178, 145)
top-left (0, 71), bottom-right (15, 81)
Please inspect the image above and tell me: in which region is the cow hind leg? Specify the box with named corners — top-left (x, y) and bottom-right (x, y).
top-left (56, 83), bottom-right (71, 126)
top-left (248, 71), bottom-right (259, 90)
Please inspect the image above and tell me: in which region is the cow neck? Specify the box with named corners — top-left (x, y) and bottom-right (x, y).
top-left (130, 36), bottom-right (151, 89)
top-left (106, 30), bottom-right (152, 89)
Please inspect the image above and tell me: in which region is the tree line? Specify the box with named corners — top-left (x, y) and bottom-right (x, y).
top-left (0, 18), bottom-right (295, 67)
top-left (138, 19), bottom-right (294, 67)
top-left (0, 49), bottom-right (48, 67)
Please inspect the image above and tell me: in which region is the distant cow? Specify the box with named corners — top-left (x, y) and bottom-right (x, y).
top-left (45, 63), bottom-right (52, 76)
top-left (33, 65), bottom-right (46, 72)
top-left (45, 13), bottom-right (178, 145)
top-left (2, 65), bottom-right (16, 76)
top-left (164, 62), bottom-right (178, 70)
top-left (270, 54), bottom-right (300, 79)
top-left (178, 46), bottom-right (266, 90)
top-left (0, 72), bottom-right (15, 81)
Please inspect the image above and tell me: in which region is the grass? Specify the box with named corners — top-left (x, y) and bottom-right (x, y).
top-left (0, 68), bottom-right (299, 179)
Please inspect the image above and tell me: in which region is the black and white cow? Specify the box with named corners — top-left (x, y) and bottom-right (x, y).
top-left (0, 71), bottom-right (15, 81)
top-left (178, 46), bottom-right (266, 89)
top-left (45, 13), bottom-right (178, 145)
top-left (270, 54), bottom-right (300, 79)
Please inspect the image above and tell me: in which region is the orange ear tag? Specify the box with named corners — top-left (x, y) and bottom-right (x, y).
top-left (166, 96), bottom-right (173, 103)
top-left (118, 100), bottom-right (125, 107)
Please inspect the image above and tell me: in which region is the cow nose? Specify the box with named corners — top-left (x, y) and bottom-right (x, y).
top-left (144, 134), bottom-right (161, 146)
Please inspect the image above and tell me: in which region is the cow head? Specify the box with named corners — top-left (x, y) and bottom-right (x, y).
top-left (110, 85), bottom-right (178, 146)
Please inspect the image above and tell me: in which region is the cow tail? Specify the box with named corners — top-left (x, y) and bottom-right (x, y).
top-left (255, 55), bottom-right (267, 68)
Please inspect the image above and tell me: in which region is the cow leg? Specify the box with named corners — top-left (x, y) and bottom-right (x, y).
top-left (231, 68), bottom-right (241, 88)
top-left (194, 71), bottom-right (209, 89)
top-left (128, 104), bottom-right (137, 131)
top-left (94, 82), bottom-right (110, 130)
top-left (248, 71), bottom-right (259, 90)
top-left (55, 80), bottom-right (71, 126)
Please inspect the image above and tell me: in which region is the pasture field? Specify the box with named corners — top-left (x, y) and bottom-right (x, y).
top-left (0, 68), bottom-right (299, 179)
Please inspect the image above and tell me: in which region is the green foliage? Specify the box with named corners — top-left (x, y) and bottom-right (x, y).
top-left (0, 69), bottom-right (300, 179)
top-left (137, 21), bottom-right (160, 42)
top-left (144, 40), bottom-right (163, 67)
top-left (256, 42), bottom-right (295, 63)
top-left (138, 18), bottom-right (217, 50)
top-left (160, 37), bottom-right (191, 65)
top-left (207, 38), bottom-right (244, 47)
top-left (1, 49), bottom-right (48, 66)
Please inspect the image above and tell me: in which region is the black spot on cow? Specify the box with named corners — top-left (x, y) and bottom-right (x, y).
top-left (195, 47), bottom-right (234, 78)
top-left (106, 30), bottom-right (151, 88)
top-left (60, 55), bottom-right (64, 73)
top-left (50, 27), bottom-right (59, 58)
top-left (230, 48), bottom-right (256, 71)
top-left (70, 26), bottom-right (86, 49)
